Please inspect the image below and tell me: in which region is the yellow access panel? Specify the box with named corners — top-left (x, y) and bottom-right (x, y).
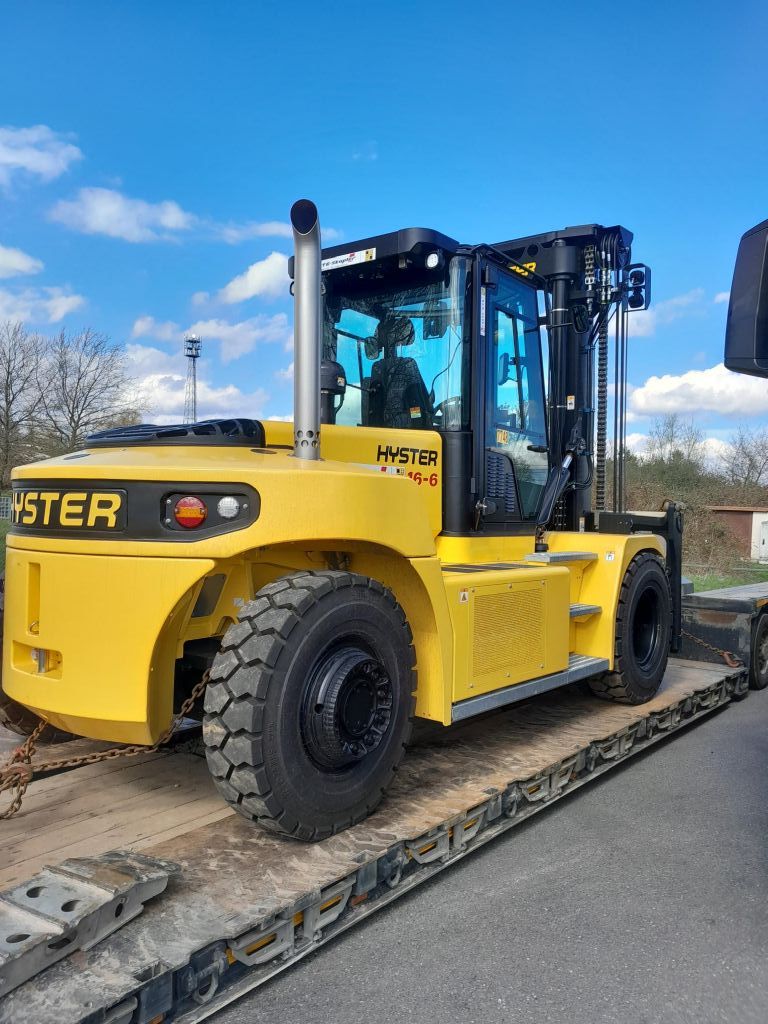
top-left (444, 566), bottom-right (570, 703)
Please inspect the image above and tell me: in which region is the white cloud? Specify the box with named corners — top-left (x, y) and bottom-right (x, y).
top-left (131, 316), bottom-right (181, 342)
top-left (625, 432), bottom-right (649, 455)
top-left (49, 187), bottom-right (196, 242)
top-left (0, 285), bottom-right (85, 323)
top-left (629, 288), bottom-right (704, 338)
top-left (216, 220), bottom-right (342, 244)
top-left (216, 252), bottom-right (288, 304)
top-left (622, 431), bottom-right (734, 469)
top-left (124, 342), bottom-right (186, 377)
top-left (714, 291), bottom-right (730, 304)
top-left (275, 361), bottom-right (294, 381)
top-left (186, 312), bottom-right (290, 362)
top-left (0, 125), bottom-right (82, 187)
top-left (191, 291), bottom-right (209, 307)
top-left (126, 343), bottom-right (270, 423)
top-left (0, 243), bottom-right (43, 278)
top-left (129, 311), bottom-right (290, 362)
top-left (630, 362), bottom-right (768, 418)
top-left (702, 436), bottom-right (733, 462)
top-left (216, 220), bottom-right (292, 243)
top-left (48, 181), bottom-right (342, 249)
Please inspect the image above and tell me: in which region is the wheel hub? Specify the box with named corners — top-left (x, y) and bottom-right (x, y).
top-left (302, 646), bottom-right (393, 770)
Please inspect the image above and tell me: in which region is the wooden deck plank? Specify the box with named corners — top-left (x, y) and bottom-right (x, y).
top-left (0, 753), bottom-right (210, 840)
top-left (0, 754), bottom-right (222, 887)
top-left (0, 659), bottom-right (733, 895)
top-left (0, 790), bottom-right (229, 889)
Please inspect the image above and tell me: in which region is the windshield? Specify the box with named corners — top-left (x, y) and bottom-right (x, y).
top-left (322, 256), bottom-right (470, 430)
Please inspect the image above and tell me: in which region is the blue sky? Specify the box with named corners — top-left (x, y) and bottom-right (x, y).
top-left (1, 0), bottom-right (766, 455)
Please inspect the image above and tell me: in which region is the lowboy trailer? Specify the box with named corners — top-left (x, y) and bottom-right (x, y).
top-left (0, 657), bottom-right (749, 1024)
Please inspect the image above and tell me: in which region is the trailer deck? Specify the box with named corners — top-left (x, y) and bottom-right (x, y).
top-left (0, 659), bottom-right (748, 1024)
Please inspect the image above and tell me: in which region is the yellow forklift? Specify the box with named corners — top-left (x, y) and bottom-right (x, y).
top-left (3, 200), bottom-right (687, 840)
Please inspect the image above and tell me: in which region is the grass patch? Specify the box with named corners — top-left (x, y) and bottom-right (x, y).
top-left (689, 567), bottom-right (768, 592)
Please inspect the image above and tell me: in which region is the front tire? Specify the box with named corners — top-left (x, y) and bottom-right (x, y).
top-left (589, 552), bottom-right (672, 705)
top-left (203, 570), bottom-right (415, 840)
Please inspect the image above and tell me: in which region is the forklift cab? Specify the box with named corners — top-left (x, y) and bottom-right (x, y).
top-left (317, 230), bottom-right (551, 536)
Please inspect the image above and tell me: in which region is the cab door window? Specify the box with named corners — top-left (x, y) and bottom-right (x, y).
top-left (487, 272), bottom-right (548, 520)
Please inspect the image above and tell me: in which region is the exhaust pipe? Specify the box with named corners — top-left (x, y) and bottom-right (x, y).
top-left (290, 198), bottom-right (322, 460)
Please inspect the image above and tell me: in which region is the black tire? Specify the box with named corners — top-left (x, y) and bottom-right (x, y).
top-left (750, 612), bottom-right (768, 690)
top-left (0, 686), bottom-right (74, 743)
top-left (203, 570), bottom-right (416, 840)
top-left (589, 552), bottom-right (672, 705)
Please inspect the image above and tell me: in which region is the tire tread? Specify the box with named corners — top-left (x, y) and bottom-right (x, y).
top-left (203, 569), bottom-right (415, 840)
top-left (589, 552), bottom-right (671, 705)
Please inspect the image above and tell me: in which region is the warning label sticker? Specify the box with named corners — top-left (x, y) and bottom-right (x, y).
top-left (321, 248), bottom-right (376, 271)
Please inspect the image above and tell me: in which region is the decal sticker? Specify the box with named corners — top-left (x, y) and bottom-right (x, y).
top-left (496, 428), bottom-right (509, 445)
top-left (566, 395), bottom-right (576, 411)
top-left (12, 489), bottom-right (126, 530)
top-left (376, 444), bottom-right (438, 468)
top-left (459, 590), bottom-right (469, 604)
top-left (605, 551), bottom-right (615, 561)
top-left (321, 247), bottom-right (376, 271)
top-left (509, 261), bottom-right (537, 278)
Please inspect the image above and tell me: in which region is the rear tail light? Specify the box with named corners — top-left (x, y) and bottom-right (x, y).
top-left (174, 495), bottom-right (208, 529)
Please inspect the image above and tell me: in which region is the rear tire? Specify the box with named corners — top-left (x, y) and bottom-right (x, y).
top-left (589, 552), bottom-right (671, 705)
top-left (203, 570), bottom-right (415, 841)
top-left (750, 612), bottom-right (768, 690)
top-left (0, 686), bottom-right (73, 744)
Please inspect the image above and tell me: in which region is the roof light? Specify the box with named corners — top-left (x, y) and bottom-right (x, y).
top-left (174, 496), bottom-right (208, 529)
top-left (425, 252), bottom-right (440, 269)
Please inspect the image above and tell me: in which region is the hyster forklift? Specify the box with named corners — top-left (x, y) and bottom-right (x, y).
top-left (5, 199), bottom-right (704, 841)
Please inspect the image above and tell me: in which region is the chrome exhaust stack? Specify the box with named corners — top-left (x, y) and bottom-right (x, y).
top-left (290, 199), bottom-right (322, 460)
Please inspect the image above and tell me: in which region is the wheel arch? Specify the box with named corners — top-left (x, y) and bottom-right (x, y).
top-left (166, 541), bottom-right (453, 725)
top-left (573, 535), bottom-right (667, 670)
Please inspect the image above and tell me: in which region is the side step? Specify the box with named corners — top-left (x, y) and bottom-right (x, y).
top-left (524, 551), bottom-right (598, 564)
top-left (570, 603), bottom-right (601, 618)
top-left (451, 653), bottom-right (609, 722)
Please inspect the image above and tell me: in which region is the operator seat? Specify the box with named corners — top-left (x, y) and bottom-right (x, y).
top-left (367, 316), bottom-right (432, 429)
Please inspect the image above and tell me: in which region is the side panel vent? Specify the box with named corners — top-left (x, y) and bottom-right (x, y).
top-left (485, 451), bottom-right (518, 515)
top-left (472, 586), bottom-right (544, 680)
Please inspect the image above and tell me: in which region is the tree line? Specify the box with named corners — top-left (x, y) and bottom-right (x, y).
top-left (2, 319), bottom-right (766, 573)
top-left (0, 321), bottom-right (140, 488)
top-left (621, 413), bottom-right (768, 572)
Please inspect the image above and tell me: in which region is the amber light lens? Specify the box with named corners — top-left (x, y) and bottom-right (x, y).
top-left (174, 495), bottom-right (208, 529)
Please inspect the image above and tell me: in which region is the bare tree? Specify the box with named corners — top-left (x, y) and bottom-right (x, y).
top-left (0, 322), bottom-right (42, 486)
top-left (33, 328), bottom-right (142, 455)
top-left (719, 425), bottom-right (768, 491)
top-left (646, 414), bottom-right (705, 469)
